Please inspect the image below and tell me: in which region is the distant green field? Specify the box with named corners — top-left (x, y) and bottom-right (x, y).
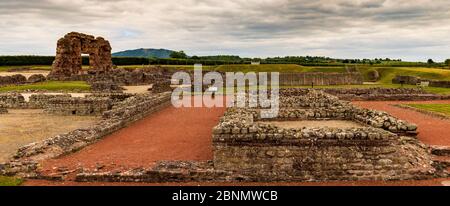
top-left (358, 66), bottom-right (450, 84)
top-left (214, 64), bottom-right (346, 73)
top-left (404, 104), bottom-right (450, 117)
top-left (2, 63), bottom-right (450, 94)
top-left (0, 65), bottom-right (52, 72)
top-left (0, 81), bottom-right (90, 92)
top-left (0, 176), bottom-right (23, 186)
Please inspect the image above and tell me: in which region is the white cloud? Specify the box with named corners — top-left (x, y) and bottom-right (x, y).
top-left (0, 0), bottom-right (450, 61)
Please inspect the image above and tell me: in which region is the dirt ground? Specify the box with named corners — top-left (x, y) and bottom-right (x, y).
top-left (262, 120), bottom-right (365, 129)
top-left (0, 109), bottom-right (99, 162)
top-left (122, 85), bottom-right (152, 94)
top-left (23, 99), bottom-right (450, 186)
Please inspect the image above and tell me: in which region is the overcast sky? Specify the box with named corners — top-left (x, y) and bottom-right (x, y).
top-left (1, 0), bottom-right (449, 61)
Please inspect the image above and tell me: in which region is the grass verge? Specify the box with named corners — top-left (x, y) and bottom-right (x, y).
top-left (403, 104), bottom-right (450, 117)
top-left (0, 176), bottom-right (23, 186)
top-left (0, 81), bottom-right (91, 92)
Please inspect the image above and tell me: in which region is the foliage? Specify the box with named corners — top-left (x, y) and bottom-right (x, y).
top-left (170, 51), bottom-right (188, 59)
top-left (112, 48), bottom-right (174, 58)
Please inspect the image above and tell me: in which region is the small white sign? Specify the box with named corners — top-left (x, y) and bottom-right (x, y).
top-left (207, 87), bottom-right (218, 92)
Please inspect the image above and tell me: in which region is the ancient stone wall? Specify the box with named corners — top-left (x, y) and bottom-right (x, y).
top-left (2, 92), bottom-right (171, 177)
top-left (392, 75), bottom-right (421, 85)
top-left (85, 93), bottom-right (133, 103)
top-left (0, 93), bottom-right (26, 108)
top-left (0, 74), bottom-right (27, 86)
top-left (28, 94), bottom-right (72, 109)
top-left (49, 32), bottom-right (112, 78)
top-left (152, 80), bottom-right (172, 93)
top-left (0, 103), bottom-right (7, 114)
top-left (393, 75), bottom-right (450, 88)
top-left (27, 74), bottom-right (46, 83)
top-left (277, 72), bottom-right (363, 86)
top-left (90, 81), bottom-right (123, 93)
top-left (44, 97), bottom-right (113, 116)
top-left (209, 91), bottom-right (437, 181)
top-left (47, 67), bottom-right (173, 87)
top-left (280, 88), bottom-right (450, 101)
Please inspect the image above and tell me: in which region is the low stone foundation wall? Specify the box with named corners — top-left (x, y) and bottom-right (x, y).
top-left (280, 88), bottom-right (450, 101)
top-left (0, 93), bottom-right (134, 110)
top-left (0, 106), bottom-right (7, 114)
top-left (90, 81), bottom-right (123, 93)
top-left (47, 67), bottom-right (173, 86)
top-left (28, 94), bottom-right (71, 109)
top-left (393, 75), bottom-right (450, 88)
top-left (85, 93), bottom-right (133, 103)
top-left (275, 90), bottom-right (418, 136)
top-left (0, 74), bottom-right (27, 86)
top-left (44, 97), bottom-right (113, 116)
top-left (0, 93), bottom-right (26, 108)
top-left (152, 80), bottom-right (172, 93)
top-left (1, 92), bottom-right (171, 177)
top-left (278, 72), bottom-right (364, 86)
top-left (208, 90), bottom-right (438, 181)
top-left (213, 137), bottom-right (435, 181)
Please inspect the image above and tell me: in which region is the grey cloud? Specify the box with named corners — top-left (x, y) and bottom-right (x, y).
top-left (0, 0), bottom-right (450, 61)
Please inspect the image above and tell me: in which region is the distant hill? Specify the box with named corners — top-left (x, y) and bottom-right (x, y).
top-left (112, 48), bottom-right (174, 58)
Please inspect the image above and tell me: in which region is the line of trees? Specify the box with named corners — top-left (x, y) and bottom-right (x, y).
top-left (1, 55), bottom-right (449, 68)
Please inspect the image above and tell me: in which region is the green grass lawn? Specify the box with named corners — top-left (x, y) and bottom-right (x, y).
top-left (358, 66), bottom-right (450, 84)
top-left (404, 104), bottom-right (450, 117)
top-left (117, 65), bottom-right (217, 71)
top-left (0, 65), bottom-right (52, 72)
top-left (214, 64), bottom-right (346, 73)
top-left (0, 81), bottom-right (91, 92)
top-left (0, 176), bottom-right (23, 186)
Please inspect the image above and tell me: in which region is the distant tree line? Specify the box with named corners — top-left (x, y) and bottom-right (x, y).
top-left (0, 55), bottom-right (448, 68)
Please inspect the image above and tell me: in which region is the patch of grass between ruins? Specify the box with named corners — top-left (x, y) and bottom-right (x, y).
top-left (403, 104), bottom-right (450, 117)
top-left (0, 81), bottom-right (91, 92)
top-left (0, 65), bottom-right (52, 72)
top-left (0, 176), bottom-right (23, 186)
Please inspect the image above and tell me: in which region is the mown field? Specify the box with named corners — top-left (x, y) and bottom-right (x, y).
top-left (404, 104), bottom-right (450, 117)
top-left (0, 176), bottom-right (23, 186)
top-left (1, 64), bottom-right (450, 94)
top-left (213, 64), bottom-right (346, 73)
top-left (0, 81), bottom-right (90, 92)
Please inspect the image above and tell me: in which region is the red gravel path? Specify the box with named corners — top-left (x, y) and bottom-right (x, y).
top-left (353, 100), bottom-right (450, 146)
top-left (37, 98), bottom-right (227, 173)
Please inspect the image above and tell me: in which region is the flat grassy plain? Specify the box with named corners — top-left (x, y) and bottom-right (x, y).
top-left (405, 104), bottom-right (450, 117)
top-left (358, 66), bottom-right (450, 84)
top-left (214, 64), bottom-right (346, 73)
top-left (0, 176), bottom-right (23, 186)
top-left (2, 64), bottom-right (450, 94)
top-left (0, 81), bottom-right (90, 92)
top-left (0, 65), bottom-right (52, 72)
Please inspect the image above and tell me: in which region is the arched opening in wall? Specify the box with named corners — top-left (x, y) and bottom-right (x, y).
top-left (81, 54), bottom-right (90, 72)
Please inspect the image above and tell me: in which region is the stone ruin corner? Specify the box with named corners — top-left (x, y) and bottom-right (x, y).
top-left (49, 32), bottom-right (113, 77)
